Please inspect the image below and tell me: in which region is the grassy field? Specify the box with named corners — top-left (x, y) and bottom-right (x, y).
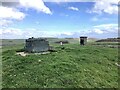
top-left (1, 39), bottom-right (119, 88)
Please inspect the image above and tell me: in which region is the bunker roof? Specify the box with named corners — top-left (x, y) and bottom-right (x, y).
top-left (26, 37), bottom-right (47, 42)
top-left (80, 36), bottom-right (87, 38)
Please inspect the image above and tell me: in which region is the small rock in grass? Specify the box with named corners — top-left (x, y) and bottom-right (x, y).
top-left (14, 74), bottom-right (17, 77)
top-left (115, 63), bottom-right (120, 67)
top-left (15, 83), bottom-right (18, 86)
top-left (38, 60), bottom-right (42, 62)
top-left (83, 69), bottom-right (87, 71)
top-left (10, 74), bottom-right (12, 76)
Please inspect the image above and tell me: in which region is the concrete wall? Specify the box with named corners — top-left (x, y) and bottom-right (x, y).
top-left (32, 41), bottom-right (49, 52)
top-left (25, 39), bottom-right (49, 53)
top-left (25, 41), bottom-right (33, 52)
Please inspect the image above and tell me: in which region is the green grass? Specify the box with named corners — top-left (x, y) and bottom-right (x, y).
top-left (2, 43), bottom-right (118, 88)
top-left (93, 42), bottom-right (119, 45)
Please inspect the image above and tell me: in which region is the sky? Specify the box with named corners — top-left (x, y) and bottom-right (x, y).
top-left (0, 0), bottom-right (119, 39)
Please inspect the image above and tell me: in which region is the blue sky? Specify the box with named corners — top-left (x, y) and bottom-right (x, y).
top-left (0, 0), bottom-right (118, 39)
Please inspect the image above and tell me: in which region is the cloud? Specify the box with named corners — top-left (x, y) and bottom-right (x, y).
top-left (58, 23), bottom-right (118, 38)
top-left (1, 27), bottom-right (79, 39)
top-left (1, 28), bottom-right (58, 39)
top-left (68, 6), bottom-right (79, 11)
top-left (91, 16), bottom-right (108, 22)
top-left (0, 6), bottom-right (26, 26)
top-left (86, 24), bottom-right (118, 35)
top-left (61, 32), bottom-right (73, 35)
top-left (19, 0), bottom-right (52, 15)
top-left (0, 0), bottom-right (52, 26)
top-left (88, 0), bottom-right (118, 14)
top-left (0, 19), bottom-right (13, 26)
top-left (0, 23), bottom-right (118, 39)
top-left (0, 6), bottom-right (25, 20)
top-left (93, 29), bottom-right (103, 34)
top-left (93, 24), bottom-right (118, 30)
top-left (2, 29), bottom-right (22, 35)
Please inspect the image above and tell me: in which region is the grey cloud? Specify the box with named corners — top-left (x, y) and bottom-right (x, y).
top-left (1, 0), bottom-right (20, 7)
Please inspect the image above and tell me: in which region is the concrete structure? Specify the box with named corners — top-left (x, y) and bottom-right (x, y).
top-left (25, 37), bottom-right (50, 53)
top-left (60, 41), bottom-right (63, 46)
top-left (80, 37), bottom-right (87, 45)
top-left (55, 40), bottom-right (69, 45)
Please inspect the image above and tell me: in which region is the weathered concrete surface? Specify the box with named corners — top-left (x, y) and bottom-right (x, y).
top-left (25, 37), bottom-right (50, 53)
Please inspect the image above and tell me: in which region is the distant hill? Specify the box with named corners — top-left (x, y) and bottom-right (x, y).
top-left (96, 38), bottom-right (120, 42)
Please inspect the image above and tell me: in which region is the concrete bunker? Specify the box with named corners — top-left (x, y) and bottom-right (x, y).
top-left (80, 36), bottom-right (87, 45)
top-left (25, 37), bottom-right (50, 53)
top-left (55, 40), bottom-right (69, 45)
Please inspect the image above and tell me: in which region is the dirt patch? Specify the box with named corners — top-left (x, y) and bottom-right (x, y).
top-left (34, 52), bottom-right (50, 55)
top-left (16, 51), bottom-right (50, 56)
top-left (16, 52), bottom-right (28, 57)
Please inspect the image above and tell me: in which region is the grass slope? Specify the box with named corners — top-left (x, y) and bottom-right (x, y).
top-left (2, 44), bottom-right (118, 88)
